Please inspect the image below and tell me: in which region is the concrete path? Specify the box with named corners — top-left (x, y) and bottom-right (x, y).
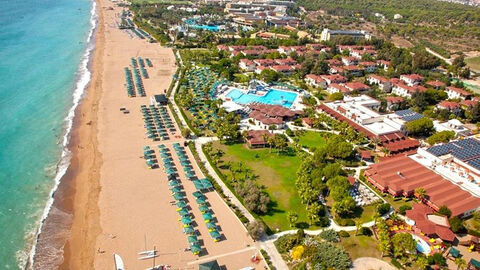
top-left (351, 257), bottom-right (396, 270)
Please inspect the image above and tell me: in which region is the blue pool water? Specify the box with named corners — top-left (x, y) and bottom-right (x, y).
top-left (226, 88), bottom-right (298, 108)
top-left (0, 0), bottom-right (94, 267)
top-left (185, 19), bottom-right (220, 31)
top-left (411, 234), bottom-right (431, 254)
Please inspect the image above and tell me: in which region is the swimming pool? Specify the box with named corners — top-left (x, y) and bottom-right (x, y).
top-left (411, 234), bottom-right (431, 254)
top-left (225, 88), bottom-right (298, 108)
top-left (185, 19), bottom-right (219, 31)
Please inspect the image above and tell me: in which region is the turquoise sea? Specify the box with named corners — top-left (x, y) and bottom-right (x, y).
top-left (0, 0), bottom-right (94, 268)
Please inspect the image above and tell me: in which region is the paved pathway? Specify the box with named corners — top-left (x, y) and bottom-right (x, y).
top-left (351, 257), bottom-right (396, 270)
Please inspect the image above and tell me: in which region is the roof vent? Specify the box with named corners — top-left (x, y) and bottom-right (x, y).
top-left (397, 172), bottom-right (405, 179)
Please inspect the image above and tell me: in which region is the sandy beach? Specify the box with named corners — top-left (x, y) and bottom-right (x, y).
top-left (55, 0), bottom-right (266, 269)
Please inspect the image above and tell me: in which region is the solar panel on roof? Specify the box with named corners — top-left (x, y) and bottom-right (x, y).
top-left (395, 109), bottom-right (423, 122)
top-left (427, 138), bottom-right (480, 160)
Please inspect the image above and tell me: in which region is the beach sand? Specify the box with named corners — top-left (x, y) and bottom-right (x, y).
top-left (58, 0), bottom-right (266, 269)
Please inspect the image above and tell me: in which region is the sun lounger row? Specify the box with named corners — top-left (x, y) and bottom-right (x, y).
top-left (137, 57), bottom-right (149, 79)
top-left (141, 105), bottom-right (173, 141)
top-left (131, 28), bottom-right (145, 39)
top-left (133, 68), bottom-right (146, 96)
top-left (145, 58), bottom-right (153, 67)
top-left (171, 143), bottom-right (221, 242)
top-left (124, 67), bottom-right (135, 97)
top-left (159, 143), bottom-right (204, 255)
top-left (143, 146), bottom-right (158, 169)
top-left (137, 28), bottom-right (150, 39)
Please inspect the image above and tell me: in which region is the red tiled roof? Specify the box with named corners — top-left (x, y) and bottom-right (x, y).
top-left (438, 101), bottom-right (461, 110)
top-left (328, 83), bottom-right (351, 93)
top-left (240, 58), bottom-right (254, 65)
top-left (401, 74), bottom-right (424, 81)
top-left (347, 176), bottom-right (357, 186)
top-left (327, 59), bottom-right (343, 66)
top-left (345, 82), bottom-right (370, 91)
top-left (426, 80), bottom-right (445, 88)
top-left (249, 103), bottom-right (301, 118)
top-left (246, 130), bottom-right (273, 145)
top-left (254, 59), bottom-right (276, 66)
top-left (365, 156), bottom-right (480, 216)
top-left (360, 150), bottom-right (372, 159)
top-left (320, 74), bottom-right (348, 83)
top-left (405, 203), bottom-right (456, 242)
top-left (275, 58), bottom-right (297, 66)
top-left (271, 65), bottom-right (293, 72)
top-left (305, 74), bottom-right (325, 83)
top-left (446, 86), bottom-right (471, 97)
top-left (360, 61), bottom-right (376, 66)
top-left (385, 96), bottom-right (404, 103)
top-left (461, 100), bottom-right (478, 108)
top-left (369, 74), bottom-right (389, 83)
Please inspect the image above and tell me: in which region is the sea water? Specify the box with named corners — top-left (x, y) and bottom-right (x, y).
top-left (0, 0), bottom-right (94, 268)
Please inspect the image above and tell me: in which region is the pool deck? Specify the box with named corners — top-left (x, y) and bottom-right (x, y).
top-left (217, 86), bottom-right (305, 110)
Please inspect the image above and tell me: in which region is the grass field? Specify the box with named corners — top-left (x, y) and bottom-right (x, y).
top-left (211, 141), bottom-right (310, 231)
top-left (466, 56), bottom-right (480, 72)
top-left (297, 131), bottom-right (329, 149)
top-left (337, 232), bottom-right (381, 259)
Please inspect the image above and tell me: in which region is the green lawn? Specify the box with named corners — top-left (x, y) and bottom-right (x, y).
top-left (211, 141), bottom-right (310, 231)
top-left (466, 55), bottom-right (480, 72)
top-left (326, 195), bottom-right (376, 225)
top-left (297, 131), bottom-right (329, 149)
top-left (337, 232), bottom-right (381, 259)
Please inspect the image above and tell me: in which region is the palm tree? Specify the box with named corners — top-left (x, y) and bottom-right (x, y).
top-left (455, 258), bottom-right (467, 270)
top-left (287, 212), bottom-right (298, 228)
top-left (373, 212), bottom-right (380, 225)
top-left (415, 187), bottom-right (427, 202)
top-left (355, 220), bottom-right (362, 236)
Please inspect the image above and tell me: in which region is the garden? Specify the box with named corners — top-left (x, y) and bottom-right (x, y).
top-left (204, 140), bottom-right (310, 232)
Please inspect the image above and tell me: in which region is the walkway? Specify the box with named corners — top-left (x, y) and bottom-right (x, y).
top-left (351, 257), bottom-right (396, 270)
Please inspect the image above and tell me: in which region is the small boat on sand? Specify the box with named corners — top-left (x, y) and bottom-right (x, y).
top-left (138, 254), bottom-right (159, 260)
top-left (138, 250), bottom-right (157, 256)
top-left (114, 254), bottom-right (125, 270)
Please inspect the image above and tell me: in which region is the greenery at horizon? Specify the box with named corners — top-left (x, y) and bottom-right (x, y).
top-left (298, 0), bottom-right (480, 52)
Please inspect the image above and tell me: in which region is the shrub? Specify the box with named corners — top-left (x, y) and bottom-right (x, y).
top-left (360, 227), bottom-right (373, 236)
top-left (337, 218), bottom-right (355, 226)
top-left (247, 220), bottom-right (265, 240)
top-left (398, 204), bottom-right (412, 215)
top-left (449, 217), bottom-right (466, 233)
top-left (275, 234), bottom-right (301, 254)
top-left (310, 242), bottom-right (351, 270)
top-left (338, 230), bottom-right (350, 238)
top-left (438, 205), bottom-right (452, 218)
top-left (319, 229), bottom-right (340, 243)
top-left (427, 253), bottom-right (447, 266)
top-left (318, 217), bottom-right (331, 227)
top-left (377, 203), bottom-right (391, 215)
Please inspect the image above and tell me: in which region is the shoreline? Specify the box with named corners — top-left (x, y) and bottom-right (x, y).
top-left (30, 0), bottom-right (103, 268)
top-left (32, 0), bottom-right (266, 268)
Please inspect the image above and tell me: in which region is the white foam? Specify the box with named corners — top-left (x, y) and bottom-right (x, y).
top-left (24, 1), bottom-right (98, 269)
